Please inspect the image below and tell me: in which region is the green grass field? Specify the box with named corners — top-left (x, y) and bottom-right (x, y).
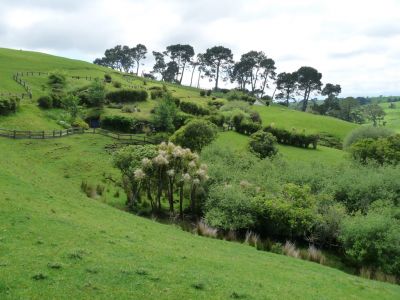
top-left (379, 102), bottom-right (400, 132)
top-left (1, 135), bottom-right (399, 299)
top-left (213, 131), bottom-right (347, 165)
top-left (253, 105), bottom-right (359, 140)
top-left (2, 48), bottom-right (396, 298)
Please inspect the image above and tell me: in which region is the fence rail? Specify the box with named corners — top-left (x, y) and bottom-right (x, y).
top-left (0, 127), bottom-right (158, 144)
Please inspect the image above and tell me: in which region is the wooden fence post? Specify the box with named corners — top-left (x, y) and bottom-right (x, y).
top-left (42, 131), bottom-right (45, 139)
top-left (13, 130), bottom-right (16, 139)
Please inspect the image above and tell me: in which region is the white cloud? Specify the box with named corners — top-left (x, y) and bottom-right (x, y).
top-left (0, 0), bottom-right (399, 96)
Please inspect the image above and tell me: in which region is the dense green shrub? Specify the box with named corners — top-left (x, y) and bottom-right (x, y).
top-left (249, 131), bottom-right (278, 158)
top-left (350, 135), bottom-right (400, 165)
top-left (180, 101), bottom-right (210, 116)
top-left (113, 81), bottom-right (122, 88)
top-left (227, 90), bottom-right (256, 104)
top-left (150, 88), bottom-right (165, 99)
top-left (318, 133), bottom-right (343, 149)
top-left (170, 119), bottom-right (218, 152)
top-left (206, 90), bottom-right (212, 96)
top-left (87, 79), bottom-right (106, 107)
top-left (0, 96), bottom-right (20, 115)
top-left (236, 119), bottom-right (262, 135)
top-left (152, 96), bottom-right (178, 132)
top-left (264, 126), bottom-right (319, 149)
top-left (339, 202), bottom-right (400, 277)
top-left (205, 185), bottom-right (262, 231)
top-left (173, 111), bottom-right (192, 129)
top-left (104, 73), bottom-right (112, 83)
top-left (101, 115), bottom-right (135, 132)
top-left (37, 95), bottom-right (53, 109)
top-left (206, 113), bottom-right (225, 127)
top-left (207, 99), bottom-right (226, 109)
top-left (48, 71), bottom-right (67, 108)
top-left (106, 89), bottom-right (148, 103)
top-left (262, 184), bottom-right (319, 239)
top-left (343, 126), bottom-right (394, 149)
top-left (200, 90), bottom-right (206, 97)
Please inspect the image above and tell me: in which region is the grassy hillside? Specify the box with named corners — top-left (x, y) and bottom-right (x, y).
top-left (379, 102), bottom-right (400, 132)
top-left (213, 131), bottom-right (347, 165)
top-left (0, 48), bottom-right (358, 141)
top-left (1, 135), bottom-right (399, 299)
top-left (253, 105), bottom-right (359, 140)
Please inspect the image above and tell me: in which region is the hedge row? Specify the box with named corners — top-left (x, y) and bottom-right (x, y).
top-left (179, 101), bottom-right (210, 116)
top-left (0, 97), bottom-right (20, 115)
top-left (106, 89), bottom-right (148, 103)
top-left (100, 115), bottom-right (152, 133)
top-left (264, 126), bottom-right (319, 149)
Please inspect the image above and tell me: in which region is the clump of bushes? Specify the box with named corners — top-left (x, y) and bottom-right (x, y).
top-left (206, 113), bottom-right (225, 127)
top-left (152, 96), bottom-right (178, 132)
top-left (264, 125), bottom-right (319, 149)
top-left (170, 119), bottom-right (218, 152)
top-left (200, 90), bottom-right (206, 97)
top-left (37, 95), bottom-right (53, 109)
top-left (106, 89), bottom-right (148, 103)
top-left (227, 90), bottom-right (257, 104)
top-left (350, 135), bottom-right (400, 165)
top-left (343, 126), bottom-right (394, 150)
top-left (113, 81), bottom-right (122, 88)
top-left (104, 73), bottom-right (112, 83)
top-left (207, 99), bottom-right (226, 109)
top-left (249, 130), bottom-right (278, 158)
top-left (339, 202), bottom-right (400, 279)
top-left (47, 71), bottom-right (67, 108)
top-left (101, 115), bottom-right (135, 133)
top-left (0, 96), bottom-right (20, 115)
top-left (101, 116), bottom-right (152, 133)
top-left (149, 86), bottom-right (166, 99)
top-left (235, 119), bottom-right (262, 135)
top-left (180, 101), bottom-right (210, 116)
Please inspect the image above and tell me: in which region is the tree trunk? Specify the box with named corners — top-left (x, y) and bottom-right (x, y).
top-left (179, 62), bottom-right (186, 84)
top-left (157, 169), bottom-right (163, 210)
top-left (168, 178), bottom-right (174, 213)
top-left (197, 70), bottom-right (202, 89)
top-left (179, 185), bottom-right (184, 219)
top-left (190, 185), bottom-right (196, 214)
top-left (136, 60), bottom-right (140, 75)
top-left (147, 184), bottom-right (154, 211)
top-left (271, 87), bottom-right (277, 101)
top-left (261, 71), bottom-right (269, 96)
top-left (190, 65), bottom-right (196, 87)
top-left (215, 62), bottom-right (220, 90)
top-left (302, 88), bottom-right (310, 112)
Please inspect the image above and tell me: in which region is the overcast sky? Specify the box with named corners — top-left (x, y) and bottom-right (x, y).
top-left (1, 0), bottom-right (400, 97)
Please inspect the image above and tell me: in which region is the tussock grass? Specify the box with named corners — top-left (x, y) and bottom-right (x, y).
top-left (195, 220), bottom-right (218, 238)
top-left (244, 231), bottom-right (260, 247)
top-left (306, 245), bottom-right (326, 265)
top-left (283, 241), bottom-right (300, 259)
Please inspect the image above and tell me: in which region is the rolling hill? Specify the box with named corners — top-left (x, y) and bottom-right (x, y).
top-left (1, 48), bottom-right (397, 298)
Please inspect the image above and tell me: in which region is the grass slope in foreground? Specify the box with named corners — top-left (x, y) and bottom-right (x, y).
top-left (0, 135), bottom-right (399, 299)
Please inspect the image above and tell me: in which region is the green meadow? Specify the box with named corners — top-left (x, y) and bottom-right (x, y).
top-left (1, 47), bottom-right (399, 299)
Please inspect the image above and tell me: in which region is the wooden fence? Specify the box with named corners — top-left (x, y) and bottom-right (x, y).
top-left (0, 127), bottom-right (158, 144)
